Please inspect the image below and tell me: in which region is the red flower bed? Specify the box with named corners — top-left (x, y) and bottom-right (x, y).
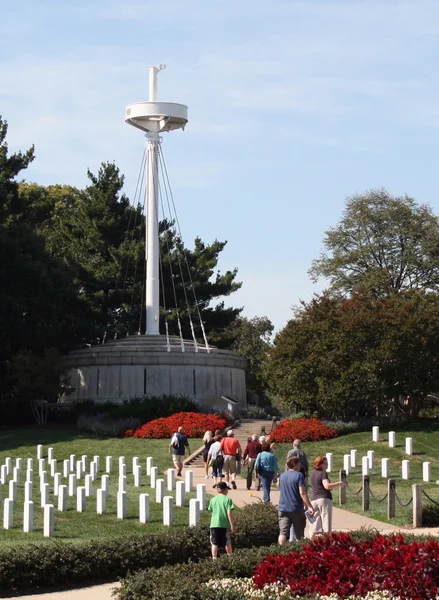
top-left (253, 532), bottom-right (439, 599)
top-left (269, 418), bottom-right (336, 443)
top-left (125, 412), bottom-right (228, 439)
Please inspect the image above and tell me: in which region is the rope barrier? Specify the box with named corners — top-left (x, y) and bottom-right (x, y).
top-left (422, 489), bottom-right (439, 507)
top-left (369, 488), bottom-right (388, 503)
top-left (394, 491), bottom-right (413, 507)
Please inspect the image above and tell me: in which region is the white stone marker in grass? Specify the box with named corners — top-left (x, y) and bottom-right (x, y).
top-left (23, 501), bottom-right (33, 532)
top-left (27, 458), bottom-right (33, 471)
top-left (167, 468), bottom-right (176, 491)
top-left (39, 458), bottom-right (45, 476)
top-left (372, 426), bottom-right (380, 442)
top-left (77, 486), bottom-right (86, 512)
top-left (43, 504), bottom-right (54, 537)
top-left (70, 454), bottom-right (76, 471)
top-left (12, 466), bottom-right (20, 483)
top-left (9, 480), bottom-right (17, 502)
top-left (118, 456), bottom-right (125, 472)
top-left (58, 485), bottom-right (68, 511)
top-left (381, 458), bottom-right (390, 478)
top-left (5, 457), bottom-right (11, 475)
top-left (90, 461), bottom-right (98, 482)
top-left (54, 473), bottom-right (62, 496)
top-left (132, 457), bottom-right (139, 473)
top-left (189, 498), bottom-right (200, 527)
top-left (85, 474), bottom-right (93, 497)
top-left (97, 488), bottom-right (107, 514)
top-left (389, 431), bottom-right (396, 448)
top-left (24, 481), bottom-right (33, 503)
top-left (0, 465), bottom-right (7, 484)
top-left (325, 453), bottom-right (333, 473)
top-left (405, 437), bottom-right (413, 456)
top-left (150, 466), bottom-right (158, 489)
top-left (16, 458), bottom-right (23, 474)
top-left (26, 469), bottom-right (33, 483)
top-left (176, 481), bottom-right (186, 507)
top-left (139, 493), bottom-right (150, 523)
top-left (155, 479), bottom-right (165, 504)
top-left (4, 498), bottom-right (13, 529)
top-left (48, 447), bottom-right (54, 463)
top-left (37, 444), bottom-right (43, 460)
top-left (40, 471), bottom-right (48, 493)
top-left (163, 496), bottom-right (174, 526)
top-left (101, 474), bottom-right (110, 497)
top-left (343, 454), bottom-right (351, 475)
top-left (105, 456), bottom-right (113, 473)
top-left (196, 483), bottom-right (206, 511)
top-left (350, 449), bottom-right (358, 468)
top-left (134, 466), bottom-right (142, 488)
top-left (402, 460), bottom-right (410, 480)
top-left (118, 475), bottom-right (127, 493)
top-left (41, 482), bottom-right (50, 507)
top-left (362, 456), bottom-right (369, 476)
top-left (63, 460), bottom-right (70, 479)
top-left (68, 474), bottom-right (77, 497)
top-left (120, 464), bottom-right (127, 478)
top-left (184, 469), bottom-right (193, 492)
top-left (93, 455), bottom-right (100, 472)
top-left (423, 462), bottom-right (431, 483)
top-left (77, 461), bottom-right (84, 480)
top-left (367, 450), bottom-right (375, 469)
top-left (146, 456), bottom-right (153, 476)
top-left (117, 491), bottom-right (127, 519)
top-left (82, 455), bottom-right (89, 470)
top-left (0, 482), bottom-right (2, 501)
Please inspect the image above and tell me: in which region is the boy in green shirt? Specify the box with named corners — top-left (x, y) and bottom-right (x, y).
top-left (207, 481), bottom-right (235, 559)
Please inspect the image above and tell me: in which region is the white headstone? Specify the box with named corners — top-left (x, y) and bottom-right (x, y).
top-left (176, 480), bottom-right (186, 507)
top-left (37, 444), bottom-right (43, 460)
top-left (70, 454), bottom-right (76, 471)
top-left (82, 455), bottom-right (89, 470)
top-left (68, 474), bottom-right (77, 497)
top-left (26, 468), bottom-right (33, 483)
top-left (118, 475), bottom-right (127, 493)
top-left (76, 461), bottom-right (84, 480)
top-left (343, 454), bottom-right (351, 475)
top-left (54, 473), bottom-right (62, 496)
top-left (58, 485), bottom-right (68, 511)
top-left (146, 456), bottom-right (154, 476)
top-left (16, 458), bottom-right (23, 474)
top-left (189, 498), bottom-right (200, 527)
top-left (40, 471), bottom-right (48, 493)
top-left (93, 455), bottom-right (100, 472)
top-left (101, 474), bottom-right (110, 497)
top-left (139, 493), bottom-right (150, 523)
top-left (12, 466), bottom-right (20, 483)
top-left (43, 504), bottom-right (54, 537)
top-left (97, 488), bottom-right (106, 514)
top-left (24, 481), bottom-right (33, 503)
top-left (77, 486), bottom-right (86, 512)
top-left (185, 469), bottom-right (193, 492)
top-left (63, 459), bottom-right (70, 479)
top-left (105, 456), bottom-right (113, 473)
top-left (167, 468), bottom-right (176, 491)
top-left (325, 453), bottom-right (333, 473)
top-left (423, 462), bottom-right (431, 483)
top-left (381, 458), bottom-right (390, 478)
top-left (85, 474), bottom-right (93, 497)
top-left (134, 465), bottom-right (142, 488)
top-left (402, 460), bottom-right (410, 480)
top-left (5, 457), bottom-right (11, 475)
top-left (39, 458), bottom-right (46, 476)
top-left (155, 479), bottom-right (165, 504)
top-left (372, 426), bottom-right (380, 442)
top-left (118, 456), bottom-right (125, 472)
top-left (41, 482), bottom-right (50, 507)
top-left (47, 447), bottom-right (54, 463)
top-left (389, 431), bottom-right (396, 448)
top-left (367, 450), bottom-right (375, 469)
top-left (163, 496), bottom-right (174, 526)
top-left (117, 491), bottom-right (127, 519)
top-left (150, 466), bottom-right (158, 489)
top-left (362, 456), bottom-right (369, 476)
top-left (350, 449), bottom-right (357, 468)
top-left (0, 482), bottom-right (2, 502)
top-left (3, 498), bottom-right (13, 529)
top-left (27, 458), bottom-right (33, 471)
top-left (120, 464), bottom-right (127, 478)
top-left (23, 500), bottom-right (33, 532)
top-left (196, 483), bottom-right (206, 511)
top-left (9, 480), bottom-right (17, 501)
top-left (0, 465), bottom-right (7, 484)
top-left (90, 461), bottom-right (98, 482)
top-left (132, 456), bottom-right (140, 473)
top-left (405, 437), bottom-right (413, 456)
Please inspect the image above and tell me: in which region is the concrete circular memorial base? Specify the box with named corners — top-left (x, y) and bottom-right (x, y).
top-left (63, 335), bottom-right (246, 407)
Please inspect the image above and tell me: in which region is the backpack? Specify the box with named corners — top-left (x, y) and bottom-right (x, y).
top-left (171, 433), bottom-right (179, 448)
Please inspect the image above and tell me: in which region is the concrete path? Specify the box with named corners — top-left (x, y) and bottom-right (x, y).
top-left (11, 464), bottom-right (439, 600)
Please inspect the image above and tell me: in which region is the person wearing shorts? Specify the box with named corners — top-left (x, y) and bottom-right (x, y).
top-left (208, 481), bottom-right (235, 559)
top-left (208, 434), bottom-right (224, 488)
top-left (220, 430), bottom-right (241, 489)
top-left (168, 426), bottom-right (190, 477)
top-left (278, 456), bottom-right (314, 544)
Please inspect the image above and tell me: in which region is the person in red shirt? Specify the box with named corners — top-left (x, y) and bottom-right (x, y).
top-left (243, 433), bottom-right (262, 491)
top-left (219, 430), bottom-right (241, 489)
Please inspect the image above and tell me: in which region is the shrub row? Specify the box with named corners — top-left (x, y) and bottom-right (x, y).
top-left (0, 502), bottom-right (279, 594)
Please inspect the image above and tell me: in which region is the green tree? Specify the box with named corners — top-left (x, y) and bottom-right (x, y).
top-left (309, 189), bottom-right (439, 297)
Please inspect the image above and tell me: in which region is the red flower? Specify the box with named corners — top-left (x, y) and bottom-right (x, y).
top-left (125, 412), bottom-right (228, 439)
top-left (269, 418), bottom-right (337, 443)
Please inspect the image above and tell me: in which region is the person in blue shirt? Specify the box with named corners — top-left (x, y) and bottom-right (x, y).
top-left (278, 456), bottom-right (314, 544)
top-left (168, 426), bottom-right (190, 477)
top-left (254, 441), bottom-right (280, 502)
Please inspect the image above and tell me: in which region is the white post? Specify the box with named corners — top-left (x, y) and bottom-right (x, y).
top-left (105, 456), bottom-right (113, 473)
top-left (9, 480), bottom-right (17, 501)
top-left (68, 474), bottom-right (77, 497)
top-left (325, 453), bottom-right (333, 473)
top-left (367, 450), bottom-right (375, 469)
top-left (70, 454), bottom-right (76, 471)
top-left (145, 128), bottom-right (160, 334)
top-left (27, 458), bottom-right (34, 472)
top-left (47, 447), bottom-right (54, 463)
top-left (54, 473), bottom-right (62, 496)
top-left (37, 444), bottom-right (43, 460)
top-left (90, 461), bottom-right (97, 482)
top-left (24, 481), bottom-right (33, 503)
top-left (372, 426), bottom-right (380, 442)
top-left (16, 458), bottom-right (23, 474)
top-left (43, 504), bottom-right (54, 537)
top-left (13, 466), bottom-right (20, 484)
top-left (77, 486), bottom-right (86, 512)
top-left (146, 456), bottom-right (154, 476)
top-left (350, 449), bottom-right (357, 468)
top-left (84, 474), bottom-right (93, 497)
top-left (405, 437), bottom-right (413, 456)
top-left (163, 496), bottom-right (174, 526)
top-left (76, 461), bottom-right (84, 480)
top-left (381, 458), bottom-right (390, 478)
top-left (132, 456), bottom-right (140, 473)
top-left (423, 462), bottom-right (431, 482)
top-left (102, 474), bottom-right (110, 497)
top-left (118, 456), bottom-right (125, 472)
top-left (134, 465), bottom-right (142, 488)
top-left (402, 460), bottom-right (410, 480)
top-left (120, 464), bottom-right (126, 478)
top-left (167, 468), bottom-right (176, 491)
top-left (97, 488), bottom-right (107, 514)
top-left (343, 454), bottom-right (351, 475)
top-left (40, 470), bottom-right (47, 493)
top-left (362, 456), bottom-right (369, 476)
top-left (117, 491), bottom-right (127, 519)
top-left (41, 482), bottom-right (50, 507)
top-left (63, 459), bottom-right (70, 479)
top-left (3, 498), bottom-right (13, 529)
top-left (389, 431), bottom-right (396, 448)
top-left (5, 457), bottom-right (12, 475)
top-left (0, 465), bottom-right (7, 484)
top-left (150, 466), bottom-right (158, 488)
top-left (118, 475), bottom-right (127, 493)
top-left (82, 455), bottom-right (89, 470)
top-left (23, 501), bottom-right (34, 532)
top-left (58, 485), bottom-right (68, 511)
top-left (26, 468), bottom-right (33, 483)
top-left (93, 455), bottom-right (100, 472)
top-left (189, 498), bottom-right (200, 527)
top-left (155, 479), bottom-right (165, 503)
top-left (139, 493), bottom-right (150, 523)
top-left (176, 480), bottom-right (186, 507)
top-left (185, 469), bottom-right (193, 492)
top-left (39, 458), bottom-right (45, 476)
top-left (196, 483), bottom-right (206, 511)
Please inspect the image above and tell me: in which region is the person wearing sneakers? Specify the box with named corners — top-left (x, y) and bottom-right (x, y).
top-left (219, 430), bottom-right (241, 489)
top-left (168, 426), bottom-right (190, 477)
top-left (208, 434), bottom-right (224, 488)
top-left (243, 433), bottom-right (262, 490)
top-left (208, 481), bottom-right (235, 559)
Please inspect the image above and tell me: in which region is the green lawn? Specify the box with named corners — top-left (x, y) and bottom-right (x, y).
top-left (0, 429), bottom-right (209, 547)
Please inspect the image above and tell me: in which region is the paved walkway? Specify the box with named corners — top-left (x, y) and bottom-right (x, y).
top-left (11, 464), bottom-right (439, 600)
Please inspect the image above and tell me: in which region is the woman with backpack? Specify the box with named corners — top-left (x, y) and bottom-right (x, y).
top-left (207, 434), bottom-right (224, 488)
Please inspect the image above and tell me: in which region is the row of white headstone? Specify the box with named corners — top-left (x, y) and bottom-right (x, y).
top-left (371, 426), bottom-right (414, 454)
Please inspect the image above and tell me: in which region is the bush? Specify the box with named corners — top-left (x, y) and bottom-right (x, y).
top-left (423, 503), bottom-right (439, 526)
top-left (321, 420), bottom-right (359, 436)
top-left (269, 418), bottom-right (337, 443)
top-left (126, 412), bottom-right (229, 438)
top-left (76, 414), bottom-right (140, 437)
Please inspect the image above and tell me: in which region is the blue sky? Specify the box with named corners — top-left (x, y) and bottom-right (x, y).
top-left (2, 0), bottom-right (439, 333)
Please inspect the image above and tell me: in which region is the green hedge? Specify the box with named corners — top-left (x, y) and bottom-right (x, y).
top-left (0, 502), bottom-right (279, 594)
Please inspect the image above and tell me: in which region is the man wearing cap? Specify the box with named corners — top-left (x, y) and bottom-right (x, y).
top-left (219, 430), bottom-right (242, 489)
top-left (208, 481), bottom-right (235, 559)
